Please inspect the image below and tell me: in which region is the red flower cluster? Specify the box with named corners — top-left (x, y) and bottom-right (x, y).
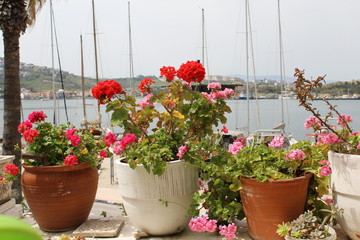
top-left (19, 112), bottom-right (47, 143)
top-left (28, 111), bottom-right (46, 123)
top-left (64, 155), bottom-right (79, 167)
top-left (176, 61), bottom-right (206, 83)
top-left (92, 80), bottom-right (123, 104)
top-left (104, 132), bottom-right (117, 147)
top-left (138, 78), bottom-right (155, 94)
top-left (4, 163), bottom-right (19, 176)
top-left (18, 120), bottom-right (32, 133)
top-left (66, 128), bottom-right (81, 147)
top-left (160, 66), bottom-right (177, 82)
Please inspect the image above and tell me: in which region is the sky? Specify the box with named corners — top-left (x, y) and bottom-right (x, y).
top-left (2, 0), bottom-right (360, 82)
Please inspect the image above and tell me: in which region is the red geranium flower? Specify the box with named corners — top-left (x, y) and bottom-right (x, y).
top-left (176, 61), bottom-right (206, 83)
top-left (23, 129), bottom-right (39, 143)
top-left (138, 78), bottom-right (155, 94)
top-left (28, 111), bottom-right (47, 123)
top-left (4, 163), bottom-right (19, 176)
top-left (99, 150), bottom-right (108, 158)
top-left (18, 120), bottom-right (32, 133)
top-left (64, 155), bottom-right (79, 167)
top-left (92, 80), bottom-right (123, 104)
top-left (160, 66), bottom-right (177, 82)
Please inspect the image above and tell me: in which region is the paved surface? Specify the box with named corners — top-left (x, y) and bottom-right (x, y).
top-left (22, 158), bottom-right (350, 240)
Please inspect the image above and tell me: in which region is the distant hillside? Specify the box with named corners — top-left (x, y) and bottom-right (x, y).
top-left (0, 58), bottom-right (156, 92)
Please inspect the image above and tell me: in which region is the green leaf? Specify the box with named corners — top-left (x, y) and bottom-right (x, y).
top-left (111, 108), bottom-right (128, 126)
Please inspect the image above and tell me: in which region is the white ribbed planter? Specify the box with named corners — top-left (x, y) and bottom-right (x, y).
top-left (329, 151), bottom-right (360, 240)
top-left (284, 226), bottom-right (336, 240)
top-left (115, 158), bottom-right (198, 236)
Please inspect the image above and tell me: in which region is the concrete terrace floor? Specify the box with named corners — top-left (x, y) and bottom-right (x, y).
top-left (23, 158), bottom-right (350, 240)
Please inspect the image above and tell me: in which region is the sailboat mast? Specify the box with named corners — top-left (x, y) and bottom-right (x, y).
top-left (50, 0), bottom-right (57, 126)
top-left (128, 1), bottom-right (134, 93)
top-left (278, 0), bottom-right (285, 124)
top-left (245, 0), bottom-right (250, 135)
top-left (80, 35), bottom-right (87, 127)
top-left (92, 0), bottom-right (100, 114)
top-left (201, 8), bottom-right (205, 66)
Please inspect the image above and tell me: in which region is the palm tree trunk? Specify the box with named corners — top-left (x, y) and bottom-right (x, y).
top-left (2, 29), bottom-right (22, 203)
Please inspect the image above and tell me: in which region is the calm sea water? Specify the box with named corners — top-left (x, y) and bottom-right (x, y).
top-left (0, 98), bottom-right (359, 141)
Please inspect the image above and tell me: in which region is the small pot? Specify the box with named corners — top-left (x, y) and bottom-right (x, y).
top-left (285, 226), bottom-right (337, 240)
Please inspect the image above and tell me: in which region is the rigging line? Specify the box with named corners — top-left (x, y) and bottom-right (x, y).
top-left (50, 3), bottom-right (69, 122)
top-left (50, 0), bottom-right (56, 126)
top-left (246, 0), bottom-right (260, 129)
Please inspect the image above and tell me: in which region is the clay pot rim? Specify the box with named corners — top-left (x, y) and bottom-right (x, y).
top-left (239, 172), bottom-right (312, 184)
top-left (22, 162), bottom-right (92, 173)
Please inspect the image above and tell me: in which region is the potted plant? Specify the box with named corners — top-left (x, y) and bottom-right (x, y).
top-left (92, 61), bottom-right (235, 236)
top-left (189, 134), bottom-right (331, 240)
top-left (277, 206), bottom-right (342, 240)
top-left (293, 68), bottom-right (360, 240)
top-left (10, 111), bottom-right (111, 232)
top-left (0, 157), bottom-right (18, 204)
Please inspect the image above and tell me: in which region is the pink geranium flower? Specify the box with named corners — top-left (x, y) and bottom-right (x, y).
top-left (320, 165), bottom-right (332, 176)
top-left (304, 116), bottom-right (322, 130)
top-left (337, 114), bottom-right (352, 128)
top-left (207, 82), bottom-right (222, 90)
top-left (286, 149), bottom-right (306, 161)
top-left (188, 215), bottom-right (218, 233)
top-left (219, 223), bottom-right (237, 239)
top-left (228, 141), bottom-right (245, 155)
top-left (269, 135), bottom-right (284, 148)
top-left (177, 145), bottom-right (189, 158)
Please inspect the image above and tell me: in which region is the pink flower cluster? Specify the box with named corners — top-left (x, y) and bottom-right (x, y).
top-left (219, 223), bottom-right (237, 239)
top-left (269, 135), bottom-right (284, 148)
top-left (304, 116), bottom-right (322, 130)
top-left (228, 137), bottom-right (247, 155)
top-left (66, 128), bottom-right (81, 147)
top-left (285, 149), bottom-right (306, 161)
top-left (177, 145), bottom-right (189, 158)
top-left (188, 215), bottom-right (217, 233)
top-left (112, 133), bottom-right (137, 155)
top-left (202, 83), bottom-right (234, 102)
top-left (64, 155), bottom-right (79, 166)
top-left (317, 134), bottom-right (339, 145)
top-left (320, 165), bottom-right (332, 176)
top-left (138, 93), bottom-right (154, 108)
top-left (337, 114), bottom-right (352, 128)
top-left (207, 82), bottom-right (222, 90)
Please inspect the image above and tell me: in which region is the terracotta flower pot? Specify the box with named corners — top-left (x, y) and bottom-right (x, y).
top-left (239, 173), bottom-right (312, 240)
top-left (22, 162), bottom-right (98, 232)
